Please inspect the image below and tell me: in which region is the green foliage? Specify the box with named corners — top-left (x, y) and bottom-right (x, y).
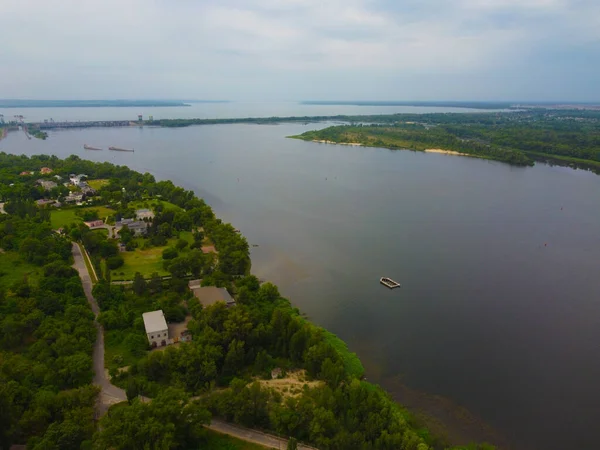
top-left (93, 388), bottom-right (211, 450)
top-left (106, 254), bottom-right (124, 270)
top-left (0, 215), bottom-right (97, 448)
top-left (162, 247), bottom-right (178, 260)
top-left (291, 109), bottom-right (600, 172)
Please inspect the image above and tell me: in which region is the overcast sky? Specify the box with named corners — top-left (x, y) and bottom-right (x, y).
top-left (1, 0), bottom-right (599, 101)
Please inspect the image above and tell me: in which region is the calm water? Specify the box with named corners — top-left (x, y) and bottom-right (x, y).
top-left (2, 122), bottom-right (600, 450)
top-left (1, 101), bottom-right (501, 122)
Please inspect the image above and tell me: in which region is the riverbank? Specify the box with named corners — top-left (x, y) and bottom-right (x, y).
top-left (425, 148), bottom-right (471, 157)
top-left (312, 139), bottom-right (363, 146)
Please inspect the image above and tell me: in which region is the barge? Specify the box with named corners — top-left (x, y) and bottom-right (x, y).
top-left (380, 277), bottom-right (401, 289)
top-left (108, 146), bottom-right (134, 152)
top-left (83, 144), bottom-right (102, 150)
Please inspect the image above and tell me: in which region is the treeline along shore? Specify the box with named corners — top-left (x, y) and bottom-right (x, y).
top-left (0, 153), bottom-right (495, 449)
top-left (7, 107), bottom-right (600, 172)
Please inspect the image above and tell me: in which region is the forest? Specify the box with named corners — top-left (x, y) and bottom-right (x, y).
top-left (289, 109), bottom-right (600, 172)
top-left (0, 153), bottom-right (494, 450)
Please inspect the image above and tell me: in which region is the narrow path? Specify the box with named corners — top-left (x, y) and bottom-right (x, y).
top-left (207, 420), bottom-right (317, 450)
top-left (72, 242), bottom-right (317, 449)
top-left (72, 242), bottom-right (127, 417)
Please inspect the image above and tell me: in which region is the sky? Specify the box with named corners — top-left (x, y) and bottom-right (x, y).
top-left (1, 0), bottom-right (599, 101)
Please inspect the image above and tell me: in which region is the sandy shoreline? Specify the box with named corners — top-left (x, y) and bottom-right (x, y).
top-left (312, 139), bottom-right (363, 146)
top-left (425, 148), bottom-right (470, 156)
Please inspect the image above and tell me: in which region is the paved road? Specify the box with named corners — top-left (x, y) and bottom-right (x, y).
top-left (72, 242), bottom-right (317, 449)
top-left (72, 243), bottom-right (127, 416)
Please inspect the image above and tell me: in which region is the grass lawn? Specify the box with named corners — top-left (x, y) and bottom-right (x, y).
top-left (111, 232), bottom-right (196, 281)
top-left (129, 199), bottom-right (182, 213)
top-left (104, 330), bottom-right (148, 370)
top-left (87, 179), bottom-right (109, 190)
top-left (50, 206), bottom-right (115, 229)
top-left (0, 251), bottom-right (41, 289)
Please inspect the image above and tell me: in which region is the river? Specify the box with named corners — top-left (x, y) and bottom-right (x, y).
top-left (1, 101), bottom-right (502, 122)
top-left (1, 112), bottom-right (599, 450)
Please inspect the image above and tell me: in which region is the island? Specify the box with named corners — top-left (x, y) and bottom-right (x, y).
top-left (288, 109), bottom-right (600, 173)
top-left (0, 153), bottom-right (484, 450)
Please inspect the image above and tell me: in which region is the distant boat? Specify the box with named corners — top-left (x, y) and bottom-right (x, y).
top-left (108, 146), bottom-right (134, 152)
top-left (380, 277), bottom-right (401, 289)
top-left (84, 144), bottom-right (102, 150)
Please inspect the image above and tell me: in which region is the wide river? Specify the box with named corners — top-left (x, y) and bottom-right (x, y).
top-left (2, 104), bottom-right (599, 450)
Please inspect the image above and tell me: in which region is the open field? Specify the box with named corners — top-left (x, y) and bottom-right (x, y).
top-left (0, 251), bottom-right (41, 289)
top-left (87, 179), bottom-right (109, 190)
top-left (257, 370), bottom-right (323, 399)
top-left (111, 231), bottom-right (195, 281)
top-left (129, 199), bottom-right (182, 213)
top-left (104, 330), bottom-right (148, 370)
top-left (50, 206), bottom-right (115, 229)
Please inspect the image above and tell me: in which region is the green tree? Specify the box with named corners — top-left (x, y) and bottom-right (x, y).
top-left (132, 272), bottom-right (146, 295)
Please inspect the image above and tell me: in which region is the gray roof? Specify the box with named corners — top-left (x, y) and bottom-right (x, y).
top-left (191, 286), bottom-right (235, 307)
top-left (142, 310), bottom-right (168, 333)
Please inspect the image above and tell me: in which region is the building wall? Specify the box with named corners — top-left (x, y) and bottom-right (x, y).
top-left (146, 329), bottom-right (169, 347)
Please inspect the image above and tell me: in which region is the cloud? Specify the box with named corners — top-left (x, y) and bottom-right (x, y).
top-left (0, 0), bottom-right (598, 100)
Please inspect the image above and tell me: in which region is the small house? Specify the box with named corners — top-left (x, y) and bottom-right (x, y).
top-left (84, 220), bottom-right (104, 228)
top-left (142, 310), bottom-right (169, 348)
top-left (64, 193), bottom-right (84, 203)
top-left (190, 286), bottom-right (236, 308)
top-left (115, 218), bottom-right (148, 236)
top-left (38, 180), bottom-right (58, 191)
top-left (40, 167), bottom-right (53, 174)
top-left (136, 208), bottom-right (155, 220)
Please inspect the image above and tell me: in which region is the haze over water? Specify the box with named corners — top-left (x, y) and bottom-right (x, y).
top-left (2, 105), bottom-right (600, 450)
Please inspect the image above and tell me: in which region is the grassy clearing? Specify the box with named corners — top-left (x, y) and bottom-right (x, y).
top-left (87, 179), bottom-right (109, 190)
top-left (324, 331), bottom-right (365, 379)
top-left (129, 199), bottom-right (182, 213)
top-left (104, 329), bottom-right (148, 370)
top-left (257, 369), bottom-right (323, 399)
top-left (112, 231), bottom-right (196, 281)
top-left (0, 251), bottom-right (41, 289)
top-left (50, 206), bottom-right (115, 229)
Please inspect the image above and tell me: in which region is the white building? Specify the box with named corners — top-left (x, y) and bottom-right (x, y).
top-left (142, 310), bottom-right (169, 348)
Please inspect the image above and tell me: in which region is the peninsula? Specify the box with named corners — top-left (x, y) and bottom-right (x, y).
top-left (0, 153), bottom-right (471, 449)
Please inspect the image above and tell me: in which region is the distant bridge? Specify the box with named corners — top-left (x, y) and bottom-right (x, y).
top-left (33, 120), bottom-right (133, 130)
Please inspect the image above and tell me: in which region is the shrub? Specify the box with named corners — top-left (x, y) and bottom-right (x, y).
top-left (162, 247), bottom-right (178, 260)
top-left (106, 255), bottom-right (125, 270)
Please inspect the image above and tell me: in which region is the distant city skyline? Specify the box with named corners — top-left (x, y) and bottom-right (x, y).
top-left (1, 0), bottom-right (599, 102)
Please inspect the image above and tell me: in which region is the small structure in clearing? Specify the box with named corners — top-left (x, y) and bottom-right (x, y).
top-left (84, 219), bottom-right (104, 228)
top-left (142, 310), bottom-right (169, 348)
top-left (258, 369), bottom-right (323, 399)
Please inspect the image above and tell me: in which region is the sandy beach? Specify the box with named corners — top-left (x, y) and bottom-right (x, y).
top-left (313, 139), bottom-right (363, 146)
top-left (425, 148), bottom-right (470, 156)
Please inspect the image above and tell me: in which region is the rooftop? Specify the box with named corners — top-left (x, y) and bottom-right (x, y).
top-left (142, 310), bottom-right (168, 333)
top-left (191, 286), bottom-right (235, 307)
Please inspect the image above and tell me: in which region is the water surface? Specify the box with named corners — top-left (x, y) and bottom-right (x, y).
top-left (2, 123), bottom-right (599, 450)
